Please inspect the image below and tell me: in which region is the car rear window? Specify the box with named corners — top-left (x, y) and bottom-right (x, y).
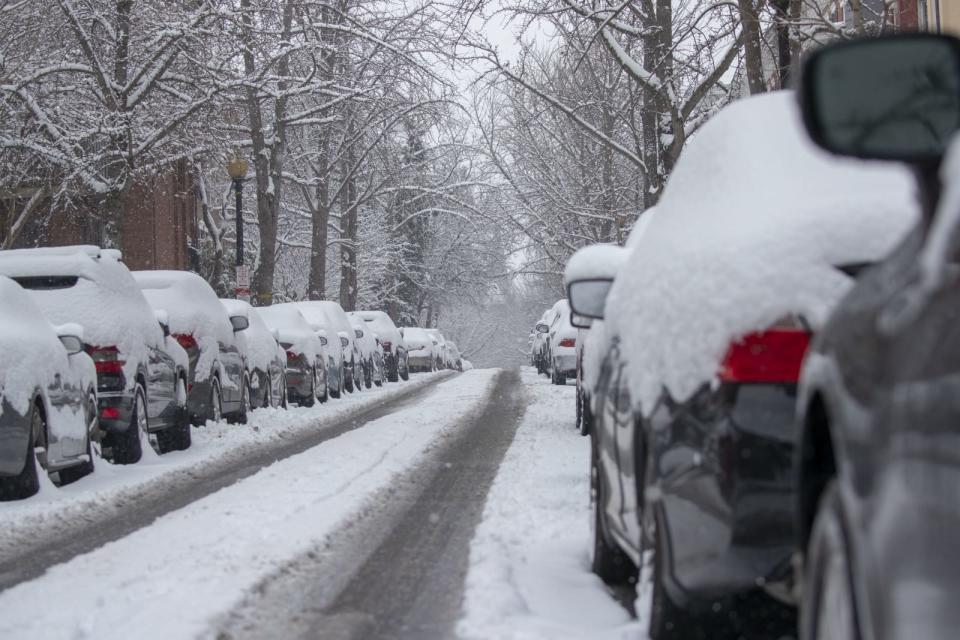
top-left (13, 275), bottom-right (80, 290)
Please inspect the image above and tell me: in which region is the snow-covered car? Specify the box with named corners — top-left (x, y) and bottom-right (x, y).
top-left (545, 299), bottom-right (576, 385)
top-left (353, 310), bottom-right (409, 382)
top-left (793, 35), bottom-right (960, 640)
top-left (0, 276), bottom-right (98, 500)
top-left (425, 329), bottom-right (452, 369)
top-left (347, 314), bottom-right (384, 389)
top-left (401, 327), bottom-right (436, 372)
top-left (568, 91), bottom-right (917, 638)
top-left (286, 301), bottom-right (359, 397)
top-left (134, 271), bottom-right (249, 425)
top-left (256, 305), bottom-right (327, 406)
top-left (531, 309), bottom-right (553, 374)
top-left (221, 299), bottom-right (287, 409)
top-left (0, 247), bottom-right (190, 463)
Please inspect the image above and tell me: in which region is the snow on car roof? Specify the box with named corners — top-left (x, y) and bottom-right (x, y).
top-left (605, 91), bottom-right (919, 413)
top-left (0, 276), bottom-right (75, 417)
top-left (0, 247), bottom-right (162, 381)
top-left (352, 311), bottom-right (402, 345)
top-left (133, 271), bottom-right (234, 380)
top-left (221, 298), bottom-right (281, 373)
top-left (255, 306), bottom-right (322, 362)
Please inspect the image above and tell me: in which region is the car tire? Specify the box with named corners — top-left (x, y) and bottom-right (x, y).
top-left (344, 363), bottom-right (355, 393)
top-left (329, 367), bottom-right (342, 399)
top-left (801, 481), bottom-right (860, 640)
top-left (399, 357), bottom-right (410, 381)
top-left (231, 375), bottom-right (251, 425)
top-left (0, 401), bottom-right (45, 501)
top-left (590, 435), bottom-right (636, 584)
top-left (365, 360), bottom-right (373, 389)
top-left (387, 358), bottom-right (399, 383)
top-left (59, 393), bottom-right (98, 484)
top-left (280, 374), bottom-right (289, 409)
top-left (263, 371), bottom-right (272, 409)
top-left (156, 379), bottom-right (192, 453)
top-left (576, 386), bottom-right (584, 431)
top-left (113, 383), bottom-right (147, 464)
top-left (300, 369), bottom-right (317, 407)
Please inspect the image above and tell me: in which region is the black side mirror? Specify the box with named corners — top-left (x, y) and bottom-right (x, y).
top-left (355, 329), bottom-right (363, 339)
top-left (800, 34), bottom-right (960, 165)
top-left (230, 315), bottom-right (250, 332)
top-left (535, 323), bottom-right (550, 334)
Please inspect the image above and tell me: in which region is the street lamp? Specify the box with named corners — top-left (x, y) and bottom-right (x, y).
top-left (226, 152), bottom-right (250, 302)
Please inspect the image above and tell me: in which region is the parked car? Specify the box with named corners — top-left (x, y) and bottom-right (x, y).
top-left (532, 309), bottom-right (553, 375)
top-left (256, 305), bottom-right (326, 406)
top-left (0, 277), bottom-right (98, 500)
top-left (545, 300), bottom-right (577, 385)
top-left (566, 91), bottom-right (917, 639)
top-left (425, 329), bottom-right (450, 369)
top-left (134, 271), bottom-right (249, 425)
top-left (288, 301), bottom-right (357, 397)
top-left (0, 247), bottom-right (190, 463)
top-left (793, 34), bottom-right (960, 640)
top-left (221, 299), bottom-right (287, 409)
top-left (353, 311), bottom-right (409, 382)
top-left (447, 341), bottom-right (463, 372)
top-left (402, 327), bottom-right (436, 372)
top-left (347, 314), bottom-right (384, 389)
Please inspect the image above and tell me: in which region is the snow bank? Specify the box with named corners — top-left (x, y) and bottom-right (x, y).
top-left (0, 277), bottom-right (74, 417)
top-left (605, 91), bottom-right (919, 412)
top-left (0, 248), bottom-right (163, 388)
top-left (0, 370), bottom-right (495, 640)
top-left (459, 369), bottom-right (639, 639)
top-left (133, 271), bottom-right (234, 381)
top-left (221, 298), bottom-right (284, 373)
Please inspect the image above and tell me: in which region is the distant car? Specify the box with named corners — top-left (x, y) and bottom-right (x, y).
top-left (0, 277), bottom-right (98, 500)
top-left (287, 301), bottom-right (359, 397)
top-left (354, 311), bottom-right (409, 382)
top-left (221, 299), bottom-right (287, 409)
top-left (0, 247), bottom-right (189, 463)
top-left (531, 309), bottom-right (553, 374)
top-left (256, 305), bottom-right (327, 406)
top-left (793, 35), bottom-right (960, 640)
top-left (402, 327), bottom-right (436, 372)
top-left (134, 271), bottom-right (249, 426)
top-left (546, 300), bottom-right (576, 385)
top-left (568, 91), bottom-right (916, 638)
top-left (425, 329), bottom-right (450, 369)
top-left (348, 314), bottom-right (384, 389)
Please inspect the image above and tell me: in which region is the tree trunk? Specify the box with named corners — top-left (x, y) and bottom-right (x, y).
top-left (338, 133), bottom-right (358, 311)
top-left (307, 138), bottom-right (331, 299)
top-left (738, 0), bottom-right (768, 94)
top-left (772, 0), bottom-right (792, 88)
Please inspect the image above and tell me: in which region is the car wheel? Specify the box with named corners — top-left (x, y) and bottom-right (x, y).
top-left (59, 394), bottom-right (98, 484)
top-left (399, 357), bottom-right (410, 381)
top-left (263, 371), bottom-right (273, 409)
top-left (590, 435), bottom-right (636, 583)
top-left (232, 375), bottom-right (251, 425)
top-left (802, 482), bottom-right (860, 640)
top-left (344, 363), bottom-right (355, 393)
top-left (329, 367), bottom-right (342, 399)
top-left (576, 386), bottom-right (584, 431)
top-left (301, 368), bottom-right (317, 407)
top-left (113, 383), bottom-right (147, 464)
top-left (280, 374), bottom-right (289, 409)
top-left (387, 358), bottom-right (399, 383)
top-left (156, 378), bottom-right (192, 453)
top-left (0, 401), bottom-right (45, 501)
top-left (365, 360), bottom-right (373, 389)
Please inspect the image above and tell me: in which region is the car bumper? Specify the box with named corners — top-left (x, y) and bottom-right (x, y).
top-left (553, 353), bottom-right (577, 376)
top-left (97, 390), bottom-right (135, 434)
top-left (408, 355), bottom-right (433, 370)
top-left (286, 364), bottom-right (313, 398)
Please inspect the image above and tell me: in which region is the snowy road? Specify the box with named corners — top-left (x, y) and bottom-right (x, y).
top-left (0, 368), bottom-right (643, 640)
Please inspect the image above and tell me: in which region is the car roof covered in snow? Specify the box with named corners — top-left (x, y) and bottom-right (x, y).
top-left (351, 311), bottom-right (402, 346)
top-left (221, 298), bottom-right (283, 372)
top-left (255, 305), bottom-right (322, 362)
top-left (604, 90), bottom-right (919, 413)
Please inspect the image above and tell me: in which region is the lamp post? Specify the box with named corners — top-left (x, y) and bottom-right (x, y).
top-left (226, 152), bottom-right (250, 302)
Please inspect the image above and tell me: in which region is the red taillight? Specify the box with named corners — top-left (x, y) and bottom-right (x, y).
top-left (559, 338), bottom-right (576, 348)
top-left (174, 333), bottom-right (197, 350)
top-left (719, 329), bottom-right (810, 384)
top-left (286, 350), bottom-right (300, 362)
top-left (100, 407), bottom-right (120, 420)
top-left (381, 341), bottom-right (392, 351)
top-left (86, 345), bottom-right (126, 375)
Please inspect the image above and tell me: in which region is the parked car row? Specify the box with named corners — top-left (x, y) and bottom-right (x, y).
top-left (529, 299), bottom-right (579, 386)
top-left (399, 326), bottom-right (464, 372)
top-left (559, 34), bottom-right (960, 640)
top-left (0, 246), bottom-right (446, 500)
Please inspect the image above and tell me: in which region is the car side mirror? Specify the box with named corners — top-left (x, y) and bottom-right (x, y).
top-left (355, 329), bottom-right (363, 339)
top-left (800, 34), bottom-right (960, 166)
top-left (230, 315), bottom-right (250, 332)
top-left (535, 323), bottom-right (549, 334)
top-left (319, 336), bottom-right (329, 347)
top-left (55, 323), bottom-right (85, 355)
top-left (564, 244), bottom-right (627, 320)
top-left (152, 310), bottom-right (171, 338)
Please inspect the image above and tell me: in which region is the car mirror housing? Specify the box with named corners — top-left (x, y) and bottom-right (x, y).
top-left (535, 323), bottom-right (550, 334)
top-left (319, 336), bottom-right (329, 346)
top-left (58, 335), bottom-right (84, 356)
top-left (355, 329), bottom-right (363, 339)
top-left (340, 336), bottom-right (349, 348)
top-left (563, 244), bottom-right (627, 321)
top-left (230, 315), bottom-right (250, 332)
top-left (567, 279), bottom-right (615, 320)
top-left (800, 34), bottom-right (960, 164)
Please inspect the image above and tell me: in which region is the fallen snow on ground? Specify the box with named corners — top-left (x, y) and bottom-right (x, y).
top-left (0, 371), bottom-right (450, 561)
top-left (458, 368), bottom-right (644, 639)
top-left (0, 369), bottom-right (497, 640)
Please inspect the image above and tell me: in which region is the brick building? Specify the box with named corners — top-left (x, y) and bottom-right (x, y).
top-left (0, 160), bottom-right (199, 271)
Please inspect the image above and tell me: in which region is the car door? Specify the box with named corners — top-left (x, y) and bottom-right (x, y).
top-left (595, 339), bottom-right (627, 544)
top-left (147, 345), bottom-right (176, 425)
top-left (45, 364), bottom-right (86, 459)
top-left (219, 340), bottom-right (245, 405)
top-left (614, 367), bottom-right (644, 546)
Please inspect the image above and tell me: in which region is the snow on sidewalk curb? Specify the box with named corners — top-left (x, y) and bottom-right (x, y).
top-left (458, 368), bottom-right (642, 640)
top-left (0, 369), bottom-right (499, 640)
top-left (0, 371), bottom-right (451, 561)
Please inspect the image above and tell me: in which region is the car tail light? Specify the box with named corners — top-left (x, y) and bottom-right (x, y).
top-left (381, 341), bottom-right (392, 352)
top-left (100, 407), bottom-right (120, 420)
top-left (286, 350), bottom-right (301, 362)
top-left (559, 338), bottom-right (576, 348)
top-left (719, 328), bottom-right (811, 384)
top-left (86, 345), bottom-right (125, 375)
top-left (174, 333), bottom-right (197, 350)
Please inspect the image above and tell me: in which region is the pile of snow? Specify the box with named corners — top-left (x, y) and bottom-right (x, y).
top-left (133, 271), bottom-right (235, 381)
top-left (0, 277), bottom-right (76, 417)
top-left (0, 370), bottom-right (494, 640)
top-left (221, 299), bottom-right (284, 374)
top-left (605, 91), bottom-right (919, 412)
top-left (255, 305), bottom-right (323, 363)
top-left (459, 369), bottom-right (637, 639)
top-left (0, 247), bottom-right (163, 387)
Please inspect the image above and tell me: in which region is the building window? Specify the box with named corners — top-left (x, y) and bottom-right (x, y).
top-left (919, 0), bottom-right (930, 30)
